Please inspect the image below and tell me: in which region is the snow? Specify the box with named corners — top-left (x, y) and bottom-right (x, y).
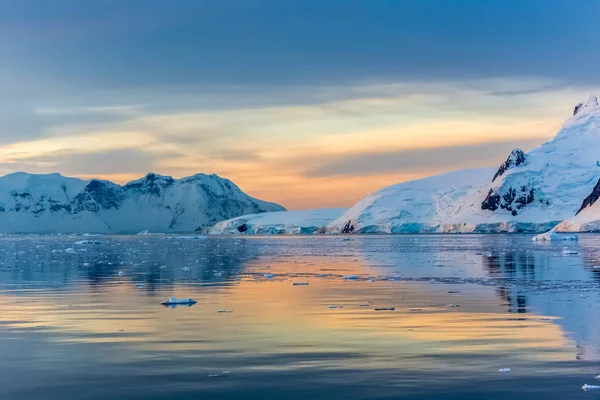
top-left (498, 368), bottom-right (511, 373)
top-left (208, 208), bottom-right (347, 235)
top-left (160, 296), bottom-right (197, 305)
top-left (326, 94), bottom-right (600, 233)
top-left (0, 172), bottom-right (284, 234)
top-left (532, 230), bottom-right (578, 242)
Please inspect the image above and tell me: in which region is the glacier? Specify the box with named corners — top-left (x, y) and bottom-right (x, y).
top-left (0, 172), bottom-right (284, 234)
top-left (325, 94), bottom-right (600, 234)
top-left (208, 208), bottom-right (347, 235)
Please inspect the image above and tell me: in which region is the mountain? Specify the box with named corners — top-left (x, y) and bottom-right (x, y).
top-left (208, 208), bottom-right (347, 235)
top-left (0, 172), bottom-right (285, 233)
top-left (327, 94), bottom-right (600, 234)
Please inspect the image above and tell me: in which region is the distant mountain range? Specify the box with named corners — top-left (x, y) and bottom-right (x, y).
top-left (0, 172), bottom-right (284, 233)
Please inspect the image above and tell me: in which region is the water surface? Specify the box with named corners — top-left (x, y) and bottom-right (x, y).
top-left (1, 234), bottom-right (599, 399)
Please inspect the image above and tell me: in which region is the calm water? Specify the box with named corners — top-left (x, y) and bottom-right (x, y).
top-left (1, 234), bottom-right (600, 399)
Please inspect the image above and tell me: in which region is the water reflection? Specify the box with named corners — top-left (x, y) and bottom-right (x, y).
top-left (0, 235), bottom-right (600, 399)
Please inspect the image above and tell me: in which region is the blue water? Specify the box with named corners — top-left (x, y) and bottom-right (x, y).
top-left (1, 234), bottom-right (600, 399)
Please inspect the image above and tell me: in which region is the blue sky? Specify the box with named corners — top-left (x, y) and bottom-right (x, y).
top-left (0, 0), bottom-right (599, 208)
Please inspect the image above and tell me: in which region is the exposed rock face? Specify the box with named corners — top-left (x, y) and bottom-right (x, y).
top-left (481, 185), bottom-right (535, 216)
top-left (576, 178), bottom-right (600, 215)
top-left (71, 180), bottom-right (124, 213)
top-left (492, 149), bottom-right (526, 182)
top-left (341, 221), bottom-right (355, 233)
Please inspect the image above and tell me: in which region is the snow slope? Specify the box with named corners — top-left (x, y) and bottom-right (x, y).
top-left (327, 94), bottom-right (600, 233)
top-left (208, 208), bottom-right (347, 235)
top-left (0, 172), bottom-right (285, 234)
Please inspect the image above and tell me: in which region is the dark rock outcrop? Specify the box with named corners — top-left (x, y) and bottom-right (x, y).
top-left (492, 148), bottom-right (526, 182)
top-left (71, 180), bottom-right (124, 213)
top-left (576, 178), bottom-right (600, 215)
top-left (481, 186), bottom-right (535, 216)
top-left (237, 223), bottom-right (248, 233)
top-left (342, 221), bottom-right (355, 233)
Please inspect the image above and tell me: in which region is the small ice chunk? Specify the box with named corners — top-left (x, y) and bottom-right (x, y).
top-left (65, 248), bottom-right (76, 253)
top-left (161, 296), bottom-right (197, 305)
top-left (447, 290), bottom-right (461, 294)
top-left (264, 273), bottom-right (275, 279)
top-left (593, 266), bottom-right (600, 270)
top-left (117, 271), bottom-right (126, 276)
top-left (343, 275), bottom-right (359, 280)
top-left (583, 384), bottom-right (600, 391)
top-left (595, 375), bottom-right (600, 380)
top-left (328, 305), bottom-right (344, 309)
top-left (209, 373), bottom-right (228, 378)
top-left (359, 303), bottom-right (371, 307)
top-left (447, 304), bottom-right (460, 308)
top-left (218, 310), bottom-right (232, 313)
top-left (293, 282), bottom-right (309, 286)
top-left (181, 267), bottom-right (191, 271)
top-left (410, 308), bottom-right (424, 312)
top-left (374, 307), bottom-right (395, 311)
top-left (498, 368), bottom-right (511, 373)
top-left (166, 235), bottom-right (208, 240)
top-left (136, 283), bottom-right (144, 287)
top-left (562, 249), bottom-right (579, 255)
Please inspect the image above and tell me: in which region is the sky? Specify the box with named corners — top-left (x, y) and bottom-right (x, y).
top-left (1, 0), bottom-right (600, 209)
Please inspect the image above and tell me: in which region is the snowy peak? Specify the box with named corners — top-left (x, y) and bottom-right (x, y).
top-left (573, 94), bottom-right (599, 115)
top-left (492, 148), bottom-right (526, 182)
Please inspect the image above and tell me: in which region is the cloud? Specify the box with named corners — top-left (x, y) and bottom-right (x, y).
top-left (0, 148), bottom-right (179, 177)
top-left (305, 139), bottom-right (544, 178)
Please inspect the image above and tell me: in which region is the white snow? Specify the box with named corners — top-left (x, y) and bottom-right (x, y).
top-left (498, 368), bottom-right (511, 373)
top-left (208, 208), bottom-right (347, 235)
top-left (160, 296), bottom-right (197, 305)
top-left (532, 230), bottom-right (578, 241)
top-left (326, 94), bottom-right (600, 233)
top-left (582, 384), bottom-right (600, 391)
top-left (0, 172), bottom-right (284, 234)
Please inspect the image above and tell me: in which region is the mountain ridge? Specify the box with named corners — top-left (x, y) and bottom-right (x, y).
top-left (0, 171), bottom-right (285, 234)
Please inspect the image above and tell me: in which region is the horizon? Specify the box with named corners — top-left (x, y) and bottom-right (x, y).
top-left (2, 1), bottom-right (600, 209)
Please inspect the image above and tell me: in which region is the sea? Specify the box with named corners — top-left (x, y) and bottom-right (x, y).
top-left (1, 234), bottom-right (599, 399)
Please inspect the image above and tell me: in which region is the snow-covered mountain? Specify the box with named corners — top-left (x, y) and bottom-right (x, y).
top-left (327, 94), bottom-right (600, 233)
top-left (0, 172), bottom-right (285, 233)
top-left (208, 208), bottom-right (347, 235)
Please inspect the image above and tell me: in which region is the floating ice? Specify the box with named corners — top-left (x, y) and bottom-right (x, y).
top-left (117, 271), bottom-right (126, 276)
top-left (498, 368), bottom-right (511, 373)
top-left (293, 282), bottom-right (309, 286)
top-left (218, 310), bottom-right (232, 313)
top-left (166, 235), bottom-right (208, 240)
top-left (447, 290), bottom-right (461, 294)
top-left (74, 240), bottom-right (102, 245)
top-left (161, 296), bottom-right (197, 305)
top-left (532, 230), bottom-right (578, 242)
top-left (374, 307), bottom-right (395, 311)
top-left (328, 305), bottom-right (344, 309)
top-left (582, 384), bottom-right (600, 391)
top-left (593, 266), bottom-right (600, 270)
top-left (562, 249), bottom-right (579, 255)
top-left (264, 273), bottom-right (275, 279)
top-left (64, 248), bottom-right (76, 253)
top-left (344, 275), bottom-right (359, 280)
